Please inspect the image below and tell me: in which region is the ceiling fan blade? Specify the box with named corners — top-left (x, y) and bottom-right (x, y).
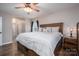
top-left (30, 4), bottom-right (40, 12)
top-left (34, 9), bottom-right (40, 12)
top-left (32, 3), bottom-right (38, 5)
top-left (15, 7), bottom-right (25, 9)
top-left (31, 3), bottom-right (39, 9)
top-left (30, 7), bottom-right (40, 12)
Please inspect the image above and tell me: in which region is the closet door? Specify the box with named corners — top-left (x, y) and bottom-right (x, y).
top-left (12, 19), bottom-right (25, 39)
top-left (0, 17), bottom-right (2, 46)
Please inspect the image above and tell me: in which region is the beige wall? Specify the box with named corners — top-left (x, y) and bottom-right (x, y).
top-left (25, 19), bottom-right (31, 32)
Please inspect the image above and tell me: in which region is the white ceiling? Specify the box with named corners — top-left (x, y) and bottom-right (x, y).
top-left (0, 3), bottom-right (79, 19)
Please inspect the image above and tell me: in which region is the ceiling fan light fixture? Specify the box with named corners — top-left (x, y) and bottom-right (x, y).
top-left (15, 3), bottom-right (39, 14)
top-left (24, 7), bottom-right (32, 13)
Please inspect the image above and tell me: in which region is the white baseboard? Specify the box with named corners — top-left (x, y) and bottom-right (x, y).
top-left (0, 41), bottom-right (13, 46)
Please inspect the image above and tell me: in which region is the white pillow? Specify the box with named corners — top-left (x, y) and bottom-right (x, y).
top-left (39, 27), bottom-right (43, 32)
top-left (39, 27), bottom-right (47, 32)
top-left (39, 27), bottom-right (59, 32)
top-left (52, 27), bottom-right (59, 32)
top-left (46, 27), bottom-right (52, 32)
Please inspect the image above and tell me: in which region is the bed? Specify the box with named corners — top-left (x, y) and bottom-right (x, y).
top-left (16, 23), bottom-right (63, 56)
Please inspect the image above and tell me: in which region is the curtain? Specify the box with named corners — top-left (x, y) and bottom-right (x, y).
top-left (31, 20), bottom-right (39, 32)
top-left (37, 20), bottom-right (39, 29)
top-left (31, 21), bottom-right (33, 32)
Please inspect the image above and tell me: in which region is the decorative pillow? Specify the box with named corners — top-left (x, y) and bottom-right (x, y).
top-left (39, 27), bottom-right (43, 32)
top-left (52, 27), bottom-right (59, 32)
top-left (46, 27), bottom-right (52, 32)
top-left (39, 27), bottom-right (59, 32)
top-left (39, 27), bottom-right (47, 32)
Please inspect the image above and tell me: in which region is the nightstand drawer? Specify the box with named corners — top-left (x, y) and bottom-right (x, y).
top-left (64, 37), bottom-right (77, 49)
top-left (64, 43), bottom-right (77, 48)
top-left (64, 39), bottom-right (77, 45)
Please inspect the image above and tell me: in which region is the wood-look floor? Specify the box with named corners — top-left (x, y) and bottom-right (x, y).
top-left (0, 42), bottom-right (77, 56)
top-left (0, 43), bottom-right (24, 56)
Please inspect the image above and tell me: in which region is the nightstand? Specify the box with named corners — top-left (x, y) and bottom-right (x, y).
top-left (64, 36), bottom-right (77, 49)
top-left (63, 36), bottom-right (78, 55)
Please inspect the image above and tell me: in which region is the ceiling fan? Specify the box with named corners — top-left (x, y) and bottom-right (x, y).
top-left (15, 3), bottom-right (40, 13)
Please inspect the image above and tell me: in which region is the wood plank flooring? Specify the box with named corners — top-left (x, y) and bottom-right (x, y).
top-left (0, 43), bottom-right (24, 56)
top-left (0, 42), bottom-right (77, 56)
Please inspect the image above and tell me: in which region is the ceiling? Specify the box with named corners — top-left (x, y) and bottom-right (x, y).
top-left (0, 3), bottom-right (79, 19)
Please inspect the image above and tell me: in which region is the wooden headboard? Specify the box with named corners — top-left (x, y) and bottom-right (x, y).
top-left (40, 23), bottom-right (63, 34)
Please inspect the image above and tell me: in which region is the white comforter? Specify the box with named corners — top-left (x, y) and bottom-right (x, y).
top-left (16, 32), bottom-right (62, 56)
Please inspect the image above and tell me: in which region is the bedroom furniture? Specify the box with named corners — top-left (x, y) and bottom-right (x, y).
top-left (62, 22), bottom-right (79, 56)
top-left (40, 23), bottom-right (63, 34)
top-left (17, 23), bottom-right (63, 56)
top-left (17, 42), bottom-right (39, 56)
top-left (64, 36), bottom-right (77, 49)
top-left (63, 36), bottom-right (77, 56)
top-left (77, 22), bottom-right (79, 55)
